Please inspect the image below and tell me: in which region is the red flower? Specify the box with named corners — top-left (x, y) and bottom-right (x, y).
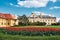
top-left (2, 27), bottom-right (60, 32)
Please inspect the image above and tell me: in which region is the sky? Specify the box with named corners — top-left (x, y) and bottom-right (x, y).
top-left (0, 0), bottom-right (60, 18)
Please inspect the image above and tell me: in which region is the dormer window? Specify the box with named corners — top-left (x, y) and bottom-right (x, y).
top-left (8, 23), bottom-right (9, 25)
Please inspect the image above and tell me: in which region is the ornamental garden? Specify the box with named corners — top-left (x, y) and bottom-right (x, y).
top-left (0, 13), bottom-right (60, 40)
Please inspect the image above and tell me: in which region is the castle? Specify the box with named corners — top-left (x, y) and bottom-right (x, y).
top-left (28, 13), bottom-right (56, 25)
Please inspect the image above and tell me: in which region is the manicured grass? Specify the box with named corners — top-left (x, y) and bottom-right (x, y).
top-left (42, 25), bottom-right (60, 28)
top-left (13, 25), bottom-right (60, 28)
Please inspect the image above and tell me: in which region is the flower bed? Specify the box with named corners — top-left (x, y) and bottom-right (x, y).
top-left (0, 27), bottom-right (60, 36)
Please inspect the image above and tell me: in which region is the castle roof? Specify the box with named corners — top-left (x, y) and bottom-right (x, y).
top-left (28, 13), bottom-right (56, 19)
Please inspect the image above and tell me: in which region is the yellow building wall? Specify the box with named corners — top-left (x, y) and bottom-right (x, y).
top-left (2, 19), bottom-right (6, 27)
top-left (0, 18), bottom-right (3, 27)
top-left (10, 20), bottom-right (15, 26)
top-left (6, 19), bottom-right (11, 27)
top-left (0, 18), bottom-right (6, 27)
top-left (10, 19), bottom-right (18, 26)
top-left (15, 20), bottom-right (18, 25)
top-left (0, 18), bottom-right (18, 27)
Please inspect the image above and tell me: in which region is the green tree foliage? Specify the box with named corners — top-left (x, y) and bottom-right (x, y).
top-left (18, 14), bottom-right (29, 26)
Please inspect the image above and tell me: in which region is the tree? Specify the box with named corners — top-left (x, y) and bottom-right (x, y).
top-left (18, 14), bottom-right (29, 26)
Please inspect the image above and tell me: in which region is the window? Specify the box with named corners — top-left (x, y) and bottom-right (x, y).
top-left (2, 23), bottom-right (3, 25)
top-left (4, 23), bottom-right (6, 25)
top-left (46, 20), bottom-right (47, 21)
top-left (48, 23), bottom-right (50, 25)
top-left (8, 23), bottom-right (9, 25)
top-left (43, 20), bottom-right (44, 22)
top-left (14, 23), bottom-right (15, 25)
top-left (48, 20), bottom-right (50, 21)
top-left (51, 20), bottom-right (52, 22)
top-left (54, 20), bottom-right (55, 22)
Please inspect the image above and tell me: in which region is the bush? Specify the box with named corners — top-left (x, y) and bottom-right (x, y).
top-left (18, 21), bottom-right (46, 26)
top-left (35, 21), bottom-right (46, 26)
top-left (51, 23), bottom-right (60, 26)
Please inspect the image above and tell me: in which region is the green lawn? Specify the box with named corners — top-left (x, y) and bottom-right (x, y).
top-left (14, 25), bottom-right (60, 28)
top-left (41, 25), bottom-right (60, 28)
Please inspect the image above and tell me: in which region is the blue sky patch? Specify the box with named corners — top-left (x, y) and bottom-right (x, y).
top-left (0, 0), bottom-right (60, 18)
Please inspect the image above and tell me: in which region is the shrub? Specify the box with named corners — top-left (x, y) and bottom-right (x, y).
top-left (18, 21), bottom-right (46, 26)
top-left (35, 21), bottom-right (46, 26)
top-left (51, 23), bottom-right (60, 26)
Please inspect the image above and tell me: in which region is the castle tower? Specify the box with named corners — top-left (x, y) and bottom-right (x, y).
top-left (30, 13), bottom-right (37, 22)
top-left (30, 13), bottom-right (36, 17)
top-left (40, 12), bottom-right (42, 18)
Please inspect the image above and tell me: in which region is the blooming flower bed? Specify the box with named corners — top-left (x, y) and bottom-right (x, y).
top-left (0, 27), bottom-right (60, 36)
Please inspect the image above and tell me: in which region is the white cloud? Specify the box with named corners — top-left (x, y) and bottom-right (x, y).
top-left (56, 18), bottom-right (60, 22)
top-left (9, 3), bottom-right (20, 7)
top-left (17, 0), bottom-right (57, 8)
top-left (49, 6), bottom-right (60, 9)
top-left (18, 1), bottom-right (47, 8)
top-left (50, 0), bottom-right (56, 2)
top-left (32, 11), bottom-right (46, 15)
top-left (9, 3), bottom-right (14, 6)
top-left (14, 5), bottom-right (20, 7)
